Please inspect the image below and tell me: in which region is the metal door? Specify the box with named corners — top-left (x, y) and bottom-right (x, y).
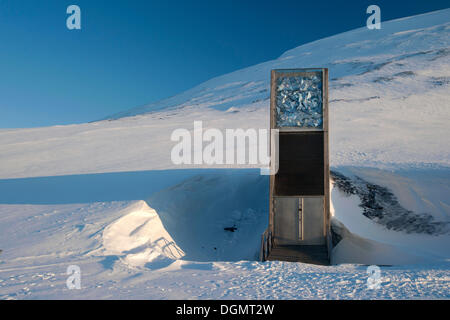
top-left (273, 197), bottom-right (302, 245)
top-left (273, 196), bottom-right (325, 245)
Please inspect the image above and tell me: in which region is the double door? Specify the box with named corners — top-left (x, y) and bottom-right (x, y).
top-left (273, 196), bottom-right (325, 245)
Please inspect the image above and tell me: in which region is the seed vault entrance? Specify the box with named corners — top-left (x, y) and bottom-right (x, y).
top-left (261, 68), bottom-right (330, 265)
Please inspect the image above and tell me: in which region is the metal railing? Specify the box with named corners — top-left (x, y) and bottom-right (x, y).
top-left (259, 228), bottom-right (273, 262)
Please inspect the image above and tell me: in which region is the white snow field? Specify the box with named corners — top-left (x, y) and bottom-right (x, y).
top-left (1, 9), bottom-right (450, 299)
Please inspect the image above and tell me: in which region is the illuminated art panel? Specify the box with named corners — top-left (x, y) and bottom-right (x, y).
top-left (275, 71), bottom-right (323, 128)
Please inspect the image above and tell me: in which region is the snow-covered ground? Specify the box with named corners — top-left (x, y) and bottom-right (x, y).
top-left (1, 9), bottom-right (450, 299)
top-left (0, 172), bottom-right (449, 299)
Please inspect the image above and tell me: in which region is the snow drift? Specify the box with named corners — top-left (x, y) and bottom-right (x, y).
top-left (102, 200), bottom-right (184, 268)
top-left (146, 172), bottom-right (268, 262)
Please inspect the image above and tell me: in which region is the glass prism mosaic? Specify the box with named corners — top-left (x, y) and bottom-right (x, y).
top-left (275, 72), bottom-right (323, 128)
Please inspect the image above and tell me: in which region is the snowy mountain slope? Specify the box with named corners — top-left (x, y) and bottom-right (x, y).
top-left (1, 9), bottom-right (450, 299)
top-left (106, 8), bottom-right (450, 119)
top-left (0, 9), bottom-right (449, 179)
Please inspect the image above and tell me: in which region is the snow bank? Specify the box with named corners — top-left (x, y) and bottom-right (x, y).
top-left (100, 171), bottom-right (269, 266)
top-left (102, 200), bottom-right (184, 268)
top-left (97, 168), bottom-right (450, 267)
top-left (146, 172), bottom-right (268, 262)
top-left (331, 219), bottom-right (426, 265)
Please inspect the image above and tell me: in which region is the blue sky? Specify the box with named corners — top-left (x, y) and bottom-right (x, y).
top-left (0, 0), bottom-right (448, 128)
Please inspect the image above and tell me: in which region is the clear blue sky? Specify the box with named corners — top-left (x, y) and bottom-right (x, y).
top-left (0, 0), bottom-right (448, 128)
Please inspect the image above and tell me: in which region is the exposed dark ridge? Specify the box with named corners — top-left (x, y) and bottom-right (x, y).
top-left (429, 76), bottom-right (450, 86)
top-left (394, 71), bottom-right (415, 77)
top-left (331, 171), bottom-right (450, 235)
top-left (330, 82), bottom-right (354, 89)
top-left (373, 76), bottom-right (394, 83)
top-left (330, 96), bottom-right (380, 103)
top-left (429, 47), bottom-right (450, 61)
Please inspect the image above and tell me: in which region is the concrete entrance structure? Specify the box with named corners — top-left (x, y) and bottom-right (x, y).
top-left (261, 68), bottom-right (330, 265)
